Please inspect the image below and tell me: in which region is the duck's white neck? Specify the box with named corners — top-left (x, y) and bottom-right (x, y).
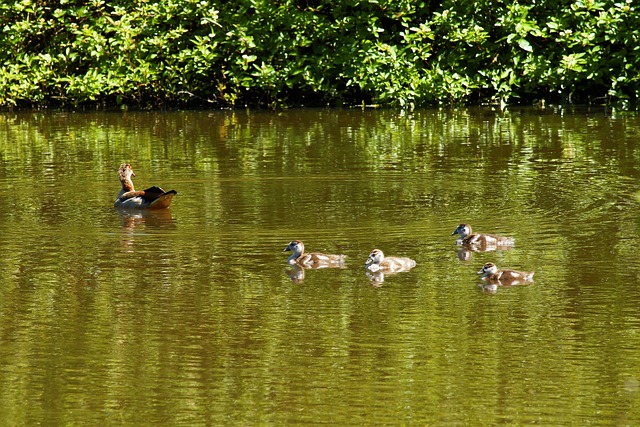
top-left (289, 247), bottom-right (303, 260)
top-left (454, 226), bottom-right (470, 244)
top-left (288, 253), bottom-right (299, 264)
top-left (286, 243), bottom-right (305, 264)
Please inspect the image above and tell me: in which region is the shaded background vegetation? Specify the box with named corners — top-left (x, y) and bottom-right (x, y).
top-left (1, 0), bottom-right (638, 108)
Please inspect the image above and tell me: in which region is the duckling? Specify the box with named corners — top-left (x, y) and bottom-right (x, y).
top-left (283, 240), bottom-right (346, 267)
top-left (451, 223), bottom-right (515, 247)
top-left (114, 163), bottom-right (177, 209)
top-left (365, 249), bottom-right (416, 273)
top-left (477, 262), bottom-right (534, 283)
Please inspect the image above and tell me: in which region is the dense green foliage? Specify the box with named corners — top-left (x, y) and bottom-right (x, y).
top-left (1, 0), bottom-right (639, 108)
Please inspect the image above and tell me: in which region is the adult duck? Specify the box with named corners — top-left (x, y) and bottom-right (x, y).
top-left (114, 163), bottom-right (177, 209)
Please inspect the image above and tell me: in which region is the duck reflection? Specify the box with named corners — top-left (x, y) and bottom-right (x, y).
top-left (365, 269), bottom-right (419, 287)
top-left (116, 208), bottom-right (176, 249)
top-left (456, 244), bottom-right (514, 261)
top-left (286, 264), bottom-right (306, 284)
top-left (284, 263), bottom-right (347, 284)
top-left (478, 281), bottom-right (500, 294)
top-left (478, 277), bottom-right (532, 294)
top-left (117, 207), bottom-right (176, 230)
top-left (365, 270), bottom-right (386, 287)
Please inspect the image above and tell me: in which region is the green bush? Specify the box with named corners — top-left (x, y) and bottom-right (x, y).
top-left (0, 0), bottom-right (638, 108)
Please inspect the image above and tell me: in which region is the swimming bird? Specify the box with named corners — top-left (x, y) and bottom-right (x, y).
top-left (365, 249), bottom-right (416, 273)
top-left (477, 262), bottom-right (534, 284)
top-left (283, 240), bottom-right (346, 267)
top-left (114, 163), bottom-right (177, 209)
top-left (451, 223), bottom-right (515, 247)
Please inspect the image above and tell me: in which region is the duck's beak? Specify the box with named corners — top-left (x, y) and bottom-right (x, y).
top-left (451, 229), bottom-right (458, 235)
top-left (365, 257), bottom-right (373, 265)
top-left (477, 268), bottom-right (485, 274)
top-left (283, 246), bottom-right (291, 252)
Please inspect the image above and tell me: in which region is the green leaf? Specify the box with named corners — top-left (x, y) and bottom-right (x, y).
top-left (518, 38), bottom-right (533, 52)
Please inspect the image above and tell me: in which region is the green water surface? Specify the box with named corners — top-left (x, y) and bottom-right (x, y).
top-left (0, 107), bottom-right (639, 425)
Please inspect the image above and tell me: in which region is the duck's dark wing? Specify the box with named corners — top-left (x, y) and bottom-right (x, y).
top-left (143, 186), bottom-right (177, 209)
top-left (141, 186), bottom-right (167, 201)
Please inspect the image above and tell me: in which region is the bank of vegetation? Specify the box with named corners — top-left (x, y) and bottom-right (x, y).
top-left (1, 0), bottom-right (638, 109)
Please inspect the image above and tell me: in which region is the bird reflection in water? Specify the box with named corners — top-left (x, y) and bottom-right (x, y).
top-left (116, 208), bottom-right (176, 250)
top-left (365, 270), bottom-right (386, 287)
top-left (365, 269), bottom-right (419, 287)
top-left (478, 277), bottom-right (533, 294)
top-left (456, 243), bottom-right (515, 261)
top-left (284, 263), bottom-right (346, 284)
top-left (286, 264), bottom-right (306, 284)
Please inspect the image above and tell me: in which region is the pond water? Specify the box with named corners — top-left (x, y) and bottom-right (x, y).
top-left (0, 107), bottom-right (639, 425)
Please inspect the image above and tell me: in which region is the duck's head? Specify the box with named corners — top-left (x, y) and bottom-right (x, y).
top-left (452, 223), bottom-right (471, 237)
top-left (284, 240), bottom-right (304, 254)
top-left (118, 163), bottom-right (135, 180)
top-left (478, 262), bottom-right (498, 275)
top-left (365, 249), bottom-right (384, 266)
